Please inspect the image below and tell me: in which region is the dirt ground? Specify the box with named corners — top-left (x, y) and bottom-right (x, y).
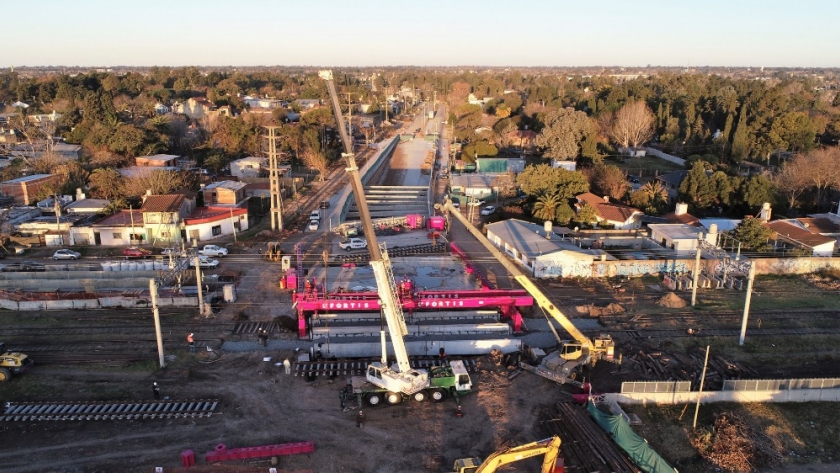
top-left (0, 350), bottom-right (571, 473)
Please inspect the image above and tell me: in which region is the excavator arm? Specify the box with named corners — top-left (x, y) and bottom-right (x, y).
top-left (453, 436), bottom-right (562, 473)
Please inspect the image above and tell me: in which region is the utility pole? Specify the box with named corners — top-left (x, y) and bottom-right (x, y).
top-left (230, 207), bottom-right (237, 243)
top-left (739, 262), bottom-right (757, 346)
top-left (691, 248), bottom-right (702, 306)
top-left (692, 345), bottom-right (710, 429)
top-left (264, 126), bottom-right (283, 232)
top-left (149, 279), bottom-right (166, 368)
top-left (194, 255), bottom-right (205, 316)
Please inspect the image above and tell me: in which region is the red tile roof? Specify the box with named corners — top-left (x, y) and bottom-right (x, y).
top-left (663, 212), bottom-right (701, 226)
top-left (765, 220), bottom-right (836, 248)
top-left (796, 217), bottom-right (840, 234)
top-left (141, 194), bottom-right (185, 213)
top-left (576, 193), bottom-right (642, 223)
top-left (183, 206), bottom-right (248, 225)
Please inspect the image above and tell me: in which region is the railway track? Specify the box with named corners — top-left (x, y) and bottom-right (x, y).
top-left (295, 356), bottom-right (480, 378)
top-left (0, 399), bottom-right (219, 421)
top-left (619, 326), bottom-right (840, 339)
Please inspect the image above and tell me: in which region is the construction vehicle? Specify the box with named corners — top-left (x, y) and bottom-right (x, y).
top-left (442, 199), bottom-right (615, 386)
top-left (452, 435), bottom-right (563, 473)
top-left (266, 242), bottom-right (282, 261)
top-left (319, 70), bottom-right (472, 404)
top-left (0, 342), bottom-right (33, 381)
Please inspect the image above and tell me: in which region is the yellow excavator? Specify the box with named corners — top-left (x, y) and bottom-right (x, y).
top-left (0, 342), bottom-right (33, 381)
top-left (442, 199), bottom-right (615, 385)
top-left (452, 435), bottom-right (563, 473)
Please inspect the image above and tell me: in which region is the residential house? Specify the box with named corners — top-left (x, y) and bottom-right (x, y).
top-left (154, 103), bottom-right (171, 115)
top-left (136, 154), bottom-right (180, 167)
top-left (0, 174), bottom-right (60, 205)
top-left (662, 202), bottom-right (701, 226)
top-left (27, 111), bottom-right (62, 124)
top-left (230, 156), bottom-right (268, 178)
top-left (765, 220), bottom-right (837, 257)
top-left (202, 180), bottom-right (247, 206)
top-left (0, 127), bottom-right (19, 146)
top-left (65, 198), bottom-right (110, 214)
top-left (89, 209), bottom-right (146, 246)
top-left (656, 170), bottom-right (688, 204)
top-left (183, 206), bottom-right (249, 243)
top-left (449, 173), bottom-right (496, 201)
top-left (174, 97), bottom-right (217, 119)
top-left (467, 93), bottom-right (493, 108)
top-left (485, 219), bottom-right (613, 278)
top-left (646, 224), bottom-right (718, 255)
top-left (141, 191), bottom-right (197, 246)
top-left (243, 96), bottom-right (282, 109)
top-left (294, 99), bottom-right (321, 110)
top-left (15, 214), bottom-right (91, 246)
top-left (575, 193), bottom-right (644, 229)
top-left (550, 159), bottom-right (576, 172)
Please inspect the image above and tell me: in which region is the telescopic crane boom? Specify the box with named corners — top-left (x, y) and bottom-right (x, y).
top-left (442, 199), bottom-right (615, 382)
top-left (319, 70), bottom-right (428, 395)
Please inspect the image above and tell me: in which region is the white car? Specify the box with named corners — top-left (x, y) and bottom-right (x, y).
top-left (189, 257), bottom-right (219, 269)
top-left (480, 206), bottom-right (497, 216)
top-left (308, 220), bottom-right (319, 231)
top-left (339, 238), bottom-right (367, 251)
top-left (198, 245), bottom-right (228, 257)
top-left (53, 249), bottom-right (81, 260)
top-left (309, 211), bottom-right (321, 221)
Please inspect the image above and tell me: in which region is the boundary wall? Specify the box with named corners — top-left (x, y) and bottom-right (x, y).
top-left (608, 378), bottom-right (840, 404)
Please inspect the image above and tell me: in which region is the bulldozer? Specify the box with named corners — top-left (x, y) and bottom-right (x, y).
top-left (0, 342), bottom-right (33, 381)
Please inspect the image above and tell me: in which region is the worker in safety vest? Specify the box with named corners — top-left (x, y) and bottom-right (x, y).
top-left (187, 333), bottom-right (195, 352)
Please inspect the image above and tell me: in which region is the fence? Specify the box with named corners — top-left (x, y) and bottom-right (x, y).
top-left (621, 381), bottom-right (691, 394)
top-left (609, 377), bottom-right (840, 405)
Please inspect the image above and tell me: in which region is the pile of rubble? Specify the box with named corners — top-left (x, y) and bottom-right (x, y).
top-left (691, 412), bottom-right (783, 472)
top-left (623, 345), bottom-right (758, 389)
top-left (656, 292), bottom-right (687, 308)
top-left (576, 303), bottom-right (625, 317)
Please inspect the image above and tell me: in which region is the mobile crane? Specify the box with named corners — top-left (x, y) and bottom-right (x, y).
top-left (452, 436), bottom-right (563, 473)
top-left (319, 71), bottom-right (472, 405)
top-left (442, 199), bottom-right (615, 385)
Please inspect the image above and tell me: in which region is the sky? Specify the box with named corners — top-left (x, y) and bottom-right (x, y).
top-left (4, 0), bottom-right (840, 68)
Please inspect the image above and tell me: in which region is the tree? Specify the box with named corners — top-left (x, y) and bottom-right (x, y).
top-left (774, 159), bottom-right (811, 213)
top-left (591, 164), bottom-right (629, 201)
top-left (123, 170), bottom-right (196, 198)
top-left (516, 164), bottom-right (589, 199)
top-left (301, 146), bottom-right (330, 182)
top-left (709, 171), bottom-right (733, 205)
top-left (730, 106), bottom-right (749, 162)
top-left (768, 111), bottom-right (816, 153)
top-left (89, 168), bottom-right (125, 200)
top-left (738, 174), bottom-right (776, 209)
top-left (534, 107), bottom-right (596, 160)
top-left (609, 101), bottom-right (655, 150)
top-left (629, 181), bottom-right (669, 216)
top-left (573, 202), bottom-right (598, 226)
top-left (730, 216), bottom-right (773, 251)
top-left (532, 193), bottom-right (573, 224)
top-left (462, 140), bottom-right (498, 161)
top-left (679, 161), bottom-right (716, 209)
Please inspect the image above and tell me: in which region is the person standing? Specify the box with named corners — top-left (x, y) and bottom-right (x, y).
top-left (339, 386), bottom-right (347, 410)
top-left (356, 410), bottom-right (366, 428)
top-left (153, 382), bottom-right (160, 400)
top-left (187, 333), bottom-right (195, 352)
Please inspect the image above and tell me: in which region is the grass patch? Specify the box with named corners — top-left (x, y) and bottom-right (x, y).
top-left (604, 155), bottom-right (685, 177)
top-left (623, 402), bottom-right (840, 472)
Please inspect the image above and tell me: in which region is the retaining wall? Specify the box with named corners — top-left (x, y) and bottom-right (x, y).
top-left (607, 388), bottom-right (840, 404)
top-left (1, 295), bottom-right (198, 311)
top-left (645, 147), bottom-right (686, 166)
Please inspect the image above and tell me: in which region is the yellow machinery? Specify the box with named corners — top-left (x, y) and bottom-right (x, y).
top-left (453, 436), bottom-right (563, 473)
top-left (442, 200), bottom-right (615, 384)
top-left (0, 342), bottom-right (33, 381)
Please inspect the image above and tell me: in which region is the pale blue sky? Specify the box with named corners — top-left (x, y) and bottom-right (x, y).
top-left (5, 0), bottom-right (839, 68)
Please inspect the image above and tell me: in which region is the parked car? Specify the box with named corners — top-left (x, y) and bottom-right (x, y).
top-left (53, 249), bottom-right (81, 260)
top-left (480, 206), bottom-right (497, 216)
top-left (339, 238), bottom-right (367, 251)
top-left (198, 245), bottom-right (228, 257)
top-left (188, 256), bottom-right (219, 269)
top-left (123, 247), bottom-right (152, 259)
top-left (1, 261), bottom-right (46, 272)
top-left (308, 220), bottom-right (320, 231)
top-left (319, 200), bottom-right (331, 209)
top-left (160, 247), bottom-right (180, 256)
top-left (627, 175), bottom-right (640, 184)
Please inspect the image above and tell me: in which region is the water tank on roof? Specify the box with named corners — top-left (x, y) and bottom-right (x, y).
top-left (544, 221), bottom-right (552, 239)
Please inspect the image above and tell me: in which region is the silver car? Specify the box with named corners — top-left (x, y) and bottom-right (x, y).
top-left (53, 249), bottom-right (81, 260)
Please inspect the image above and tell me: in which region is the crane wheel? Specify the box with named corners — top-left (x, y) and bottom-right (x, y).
top-left (0, 368), bottom-right (10, 382)
top-left (366, 393), bottom-right (383, 406)
top-left (412, 391), bottom-right (427, 402)
top-left (386, 392), bottom-right (402, 405)
top-left (431, 389), bottom-right (447, 402)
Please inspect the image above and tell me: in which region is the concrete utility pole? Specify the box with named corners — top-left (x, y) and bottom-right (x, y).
top-left (149, 279), bottom-right (166, 368)
top-left (691, 248), bottom-right (702, 306)
top-left (693, 345), bottom-right (710, 429)
top-left (264, 126), bottom-right (283, 232)
top-left (739, 262), bottom-right (757, 346)
top-left (194, 255), bottom-right (205, 315)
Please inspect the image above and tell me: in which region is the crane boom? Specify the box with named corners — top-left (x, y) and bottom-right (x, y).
top-left (320, 70), bottom-right (425, 394)
top-left (442, 200), bottom-right (591, 348)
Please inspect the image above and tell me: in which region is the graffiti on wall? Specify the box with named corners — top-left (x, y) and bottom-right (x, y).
top-left (712, 258), bottom-right (751, 276)
top-left (536, 260), bottom-right (592, 278)
top-left (592, 260), bottom-right (689, 278)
